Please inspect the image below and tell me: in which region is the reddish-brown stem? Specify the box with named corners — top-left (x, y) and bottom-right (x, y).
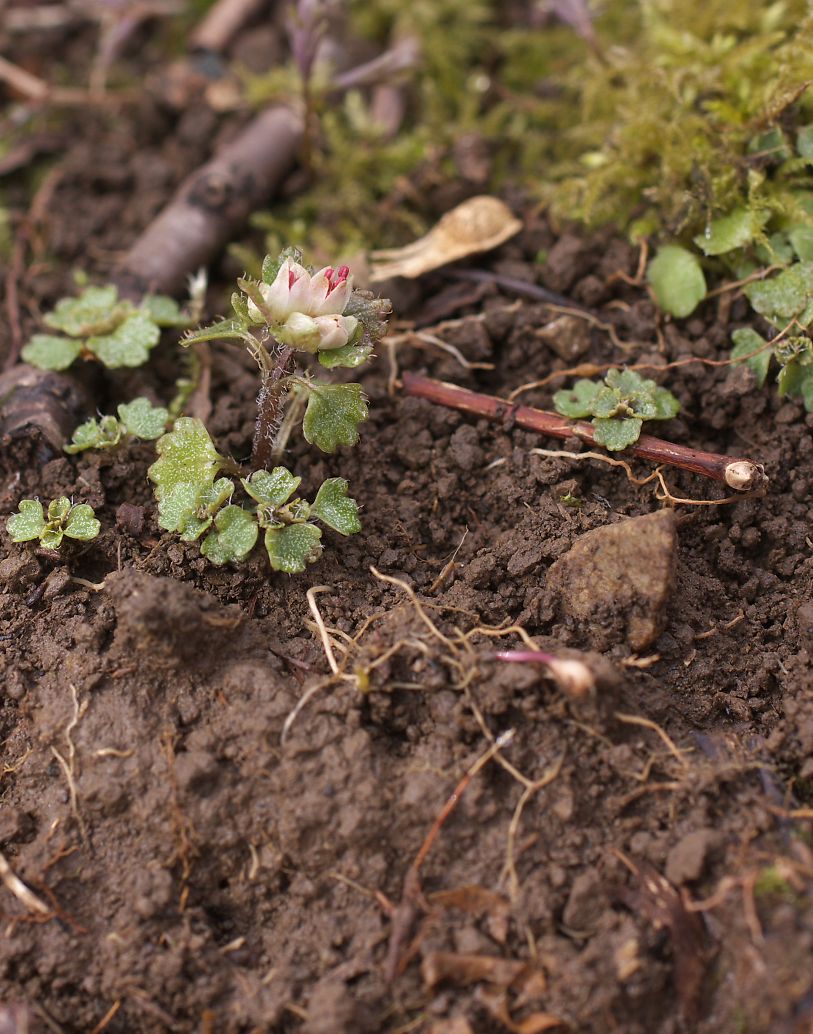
top-left (401, 372), bottom-right (767, 492)
top-left (251, 347), bottom-right (294, 471)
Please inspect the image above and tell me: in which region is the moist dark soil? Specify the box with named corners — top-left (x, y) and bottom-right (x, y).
top-left (2, 12), bottom-right (813, 1034)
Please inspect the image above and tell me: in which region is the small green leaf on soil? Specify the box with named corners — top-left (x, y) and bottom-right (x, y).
top-left (140, 295), bottom-right (186, 327)
top-left (241, 467), bottom-right (301, 507)
top-left (117, 398), bottom-right (169, 440)
top-left (731, 328), bottom-right (771, 387)
top-left (647, 244), bottom-right (707, 318)
top-left (148, 418), bottom-right (222, 532)
top-left (693, 207), bottom-right (768, 256)
top-left (302, 383), bottom-right (368, 453)
top-left (553, 378), bottom-right (601, 418)
top-left (592, 416), bottom-right (643, 450)
top-left (312, 478), bottom-right (362, 535)
top-left (180, 477), bottom-right (235, 542)
top-left (264, 522), bottom-right (323, 573)
top-left (64, 415), bottom-right (122, 453)
top-left (44, 285), bottom-right (120, 337)
top-left (63, 504), bottom-right (101, 541)
top-left (744, 263), bottom-right (813, 324)
top-left (6, 499), bottom-right (46, 542)
top-left (21, 334), bottom-right (83, 371)
top-left (86, 313), bottom-right (161, 368)
top-left (201, 506), bottom-right (259, 565)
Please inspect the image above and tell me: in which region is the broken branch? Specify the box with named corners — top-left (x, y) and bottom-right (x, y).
top-left (401, 372), bottom-right (767, 492)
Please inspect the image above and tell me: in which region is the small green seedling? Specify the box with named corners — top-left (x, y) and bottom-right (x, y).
top-left (148, 250), bottom-right (390, 572)
top-left (6, 498), bottom-right (100, 549)
top-left (22, 285), bottom-right (189, 371)
top-left (553, 368), bottom-right (680, 450)
top-left (65, 398), bottom-right (170, 453)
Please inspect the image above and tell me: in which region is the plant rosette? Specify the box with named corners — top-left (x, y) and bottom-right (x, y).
top-left (6, 497), bottom-right (101, 550)
top-left (553, 368), bottom-right (680, 450)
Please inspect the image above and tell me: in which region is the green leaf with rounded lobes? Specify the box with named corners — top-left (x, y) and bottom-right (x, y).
top-left (312, 478), bottom-right (361, 536)
top-left (63, 503), bottom-right (101, 541)
top-left (201, 506), bottom-right (259, 565)
top-left (264, 522), bottom-right (322, 574)
top-left (148, 418), bottom-right (223, 533)
top-left (731, 328), bottom-right (771, 388)
top-left (40, 527), bottom-right (65, 549)
top-left (117, 398), bottom-right (169, 440)
top-left (647, 245), bottom-right (706, 319)
top-left (180, 478), bottom-right (234, 542)
top-left (302, 383), bottom-right (368, 453)
top-left (86, 313), bottom-right (160, 368)
top-left (553, 379), bottom-right (601, 418)
top-left (140, 295), bottom-right (186, 327)
top-left (693, 208), bottom-right (769, 256)
top-left (744, 263), bottom-right (813, 324)
top-left (184, 318), bottom-right (250, 346)
top-left (241, 468), bottom-right (301, 507)
top-left (22, 334), bottom-right (83, 371)
top-left (47, 497), bottom-right (72, 521)
top-left (44, 285), bottom-right (121, 337)
top-left (789, 227), bottom-right (813, 263)
top-left (592, 417), bottom-right (643, 451)
top-left (649, 387), bottom-right (681, 420)
top-left (65, 415), bottom-right (122, 453)
top-left (318, 341), bottom-right (374, 369)
top-left (6, 500), bottom-right (46, 542)
top-left (797, 125), bottom-right (813, 161)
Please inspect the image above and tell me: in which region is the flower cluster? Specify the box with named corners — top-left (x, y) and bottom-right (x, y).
top-left (247, 258), bottom-right (359, 353)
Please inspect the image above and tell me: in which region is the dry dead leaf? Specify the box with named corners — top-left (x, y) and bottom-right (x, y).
top-left (369, 196), bottom-right (522, 281)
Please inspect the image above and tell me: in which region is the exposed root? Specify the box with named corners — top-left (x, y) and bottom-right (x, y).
top-left (306, 586), bottom-right (342, 676)
top-left (614, 712), bottom-right (691, 771)
top-left (0, 851), bottom-right (51, 917)
top-left (51, 683), bottom-right (88, 841)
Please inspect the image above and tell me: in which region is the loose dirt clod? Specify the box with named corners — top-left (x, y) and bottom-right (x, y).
top-left (545, 509), bottom-right (678, 651)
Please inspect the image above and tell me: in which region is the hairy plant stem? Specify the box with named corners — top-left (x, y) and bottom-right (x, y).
top-left (252, 346), bottom-right (294, 471)
top-left (401, 372), bottom-right (767, 492)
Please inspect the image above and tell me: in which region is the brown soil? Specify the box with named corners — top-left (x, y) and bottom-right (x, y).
top-left (2, 12), bottom-right (813, 1034)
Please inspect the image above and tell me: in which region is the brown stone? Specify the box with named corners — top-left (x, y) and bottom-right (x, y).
top-left (545, 510), bottom-right (678, 650)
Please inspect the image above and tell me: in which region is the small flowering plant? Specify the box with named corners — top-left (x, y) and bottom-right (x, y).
top-left (147, 250), bottom-right (390, 573)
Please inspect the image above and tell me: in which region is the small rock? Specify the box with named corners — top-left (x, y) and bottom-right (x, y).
top-left (447, 425), bottom-right (483, 472)
top-left (545, 510), bottom-right (678, 650)
top-left (0, 553), bottom-right (40, 591)
top-left (562, 867), bottom-right (607, 932)
top-left (665, 828), bottom-right (722, 885)
top-left (536, 314), bottom-right (592, 361)
top-left (116, 502), bottom-right (145, 537)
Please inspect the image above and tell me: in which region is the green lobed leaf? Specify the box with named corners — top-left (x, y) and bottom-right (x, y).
top-left (180, 478), bottom-right (234, 542)
top-left (647, 244), bottom-right (707, 319)
top-left (731, 328), bottom-right (771, 387)
top-left (22, 334), bottom-right (83, 371)
top-left (40, 527), bottom-right (65, 550)
top-left (302, 383), bottom-right (368, 453)
top-left (553, 379), bottom-right (601, 418)
top-left (201, 506), bottom-right (259, 565)
top-left (800, 368), bottom-right (813, 412)
top-left (44, 285), bottom-right (121, 337)
top-left (318, 341), bottom-right (374, 369)
top-left (592, 417), bottom-right (643, 451)
top-left (63, 503), bottom-right (101, 541)
top-left (48, 497), bottom-right (71, 521)
top-left (312, 478), bottom-right (361, 536)
top-left (86, 313), bottom-right (161, 368)
top-left (117, 398), bottom-right (169, 440)
top-left (241, 467), bottom-right (301, 507)
top-left (591, 385), bottom-right (628, 419)
top-left (693, 207), bottom-right (769, 256)
top-left (183, 318), bottom-right (250, 346)
top-left (649, 387), bottom-right (681, 420)
top-left (789, 227), bottom-right (813, 263)
top-left (744, 263), bottom-right (813, 325)
top-left (6, 499), bottom-right (46, 542)
top-left (65, 415), bottom-right (122, 453)
top-left (140, 295), bottom-right (186, 327)
top-left (264, 522), bottom-right (323, 574)
top-left (147, 418), bottom-right (223, 533)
